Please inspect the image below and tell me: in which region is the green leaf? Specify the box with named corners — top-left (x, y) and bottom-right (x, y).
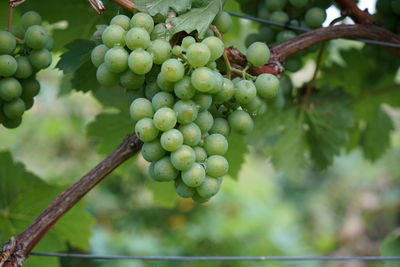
top-left (70, 58), bottom-right (99, 93)
top-left (147, 180), bottom-right (178, 208)
top-left (380, 234), bottom-right (400, 267)
top-left (56, 39), bottom-right (96, 74)
top-left (0, 150), bottom-right (95, 267)
top-left (134, 0), bottom-right (192, 16)
top-left (226, 132), bottom-right (248, 180)
top-left (167, 0), bottom-right (223, 38)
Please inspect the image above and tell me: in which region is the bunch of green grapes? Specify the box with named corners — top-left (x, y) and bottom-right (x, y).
top-left (239, 0), bottom-right (329, 72)
top-left (91, 11), bottom-right (280, 203)
top-left (0, 11), bottom-right (53, 129)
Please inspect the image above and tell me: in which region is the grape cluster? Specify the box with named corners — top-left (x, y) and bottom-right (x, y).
top-left (91, 11), bottom-right (279, 203)
top-left (0, 11), bottom-right (53, 129)
top-left (239, 0), bottom-right (329, 72)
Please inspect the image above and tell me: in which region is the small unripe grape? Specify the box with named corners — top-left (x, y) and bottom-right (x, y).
top-left (202, 36), bottom-right (224, 61)
top-left (1, 115), bottom-right (22, 129)
top-left (234, 79), bottom-right (257, 104)
top-left (0, 55), bottom-right (17, 77)
top-left (24, 25), bottom-right (49, 49)
top-left (242, 95), bottom-right (264, 115)
top-left (187, 43), bottom-right (211, 67)
top-left (194, 146), bottom-right (207, 163)
top-left (152, 91), bottom-right (175, 110)
top-left (128, 49), bottom-right (153, 74)
top-left (130, 13), bottom-right (154, 33)
top-left (174, 100), bottom-right (198, 124)
top-left (178, 123), bottom-right (202, 146)
top-left (266, 0), bottom-right (286, 11)
top-left (153, 107), bottom-right (177, 131)
top-left (111, 14), bottom-right (131, 30)
top-left (258, 26), bottom-right (275, 43)
top-left (102, 25), bottom-right (126, 48)
top-left (22, 97), bottom-right (34, 110)
top-left (171, 145), bottom-right (196, 171)
top-left (11, 26), bottom-right (25, 40)
top-left (192, 192), bottom-right (210, 203)
top-left (14, 56), bottom-right (33, 79)
top-left (276, 30), bottom-right (297, 43)
top-left (172, 45), bottom-right (183, 56)
top-left (161, 58), bottom-right (185, 82)
top-left (29, 48), bottom-right (52, 70)
top-left (228, 110), bottom-right (254, 135)
top-left (305, 7), bottom-right (327, 28)
top-left (129, 98), bottom-right (153, 121)
top-left (156, 72), bottom-right (174, 92)
top-left (205, 155), bottom-right (228, 178)
top-left (182, 163), bottom-right (206, 187)
top-left (174, 76), bottom-right (196, 100)
top-left (142, 139), bottom-right (166, 162)
top-left (104, 46), bottom-right (129, 73)
top-left (246, 42), bottom-right (270, 67)
top-left (210, 118), bottom-right (230, 138)
top-left (181, 36), bottom-right (196, 51)
top-left (194, 110), bottom-right (214, 133)
top-left (270, 11), bottom-right (289, 30)
top-left (255, 73), bottom-right (280, 99)
top-left (204, 133), bottom-right (228, 155)
top-left (21, 11), bottom-right (42, 30)
top-left (209, 71), bottom-right (223, 94)
top-left (120, 70), bottom-right (145, 90)
top-left (96, 63), bottom-right (119, 87)
top-left (153, 156), bottom-right (179, 181)
top-left (149, 39), bottom-right (171, 64)
top-left (193, 93), bottom-right (212, 111)
top-left (151, 23), bottom-right (167, 40)
top-left (125, 27), bottom-right (151, 50)
top-left (191, 67), bottom-right (216, 92)
top-left (135, 118), bottom-right (159, 142)
top-left (160, 129), bottom-right (183, 152)
top-left (197, 176), bottom-right (220, 198)
top-left (0, 31), bottom-right (16, 55)
top-left (212, 11), bottom-right (232, 33)
top-left (145, 82), bottom-right (160, 99)
top-left (3, 98), bottom-right (25, 119)
top-left (0, 78), bottom-right (22, 102)
top-left (175, 179), bottom-right (195, 198)
top-left (213, 78), bottom-right (234, 104)
top-left (207, 61), bottom-right (217, 70)
top-left (20, 77), bottom-right (40, 98)
top-left (91, 44), bottom-right (108, 68)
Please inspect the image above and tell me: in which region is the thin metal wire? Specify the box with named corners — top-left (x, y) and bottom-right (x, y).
top-left (30, 252), bottom-right (400, 261)
top-left (226, 11), bottom-right (400, 48)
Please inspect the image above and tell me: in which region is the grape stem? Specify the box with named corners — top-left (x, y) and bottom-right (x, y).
top-left (334, 0), bottom-right (375, 24)
top-left (111, 0), bottom-right (134, 12)
top-left (210, 25), bottom-right (233, 79)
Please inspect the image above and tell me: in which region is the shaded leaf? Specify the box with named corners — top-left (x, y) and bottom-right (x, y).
top-left (226, 132), bottom-right (248, 180)
top-left (56, 39), bottom-right (96, 74)
top-left (380, 234), bottom-right (400, 267)
top-left (147, 180), bottom-right (178, 208)
top-left (134, 0), bottom-right (192, 16)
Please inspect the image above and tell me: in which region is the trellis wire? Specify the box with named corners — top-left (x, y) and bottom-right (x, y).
top-left (30, 253), bottom-right (400, 261)
top-left (226, 11), bottom-right (400, 48)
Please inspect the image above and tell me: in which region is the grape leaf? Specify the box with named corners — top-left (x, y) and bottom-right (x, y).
top-left (167, 0), bottom-right (223, 38)
top-left (134, 0), bottom-right (192, 16)
top-left (147, 180), bottom-right (178, 208)
top-left (226, 132), bottom-right (248, 180)
top-left (0, 150), bottom-right (95, 267)
top-left (380, 234), bottom-right (400, 267)
top-left (56, 39), bottom-right (96, 74)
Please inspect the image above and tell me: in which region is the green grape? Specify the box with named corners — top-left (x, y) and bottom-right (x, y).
top-left (111, 14), bottom-right (131, 30)
top-left (102, 24), bottom-right (126, 48)
top-left (96, 63), bottom-right (119, 87)
top-left (11, 26), bottom-right (25, 40)
top-left (213, 78), bottom-right (234, 104)
top-left (148, 161), bottom-right (157, 180)
top-left (285, 57), bottom-right (302, 72)
top-left (29, 48), bottom-right (52, 70)
top-left (181, 162), bottom-right (206, 187)
top-left (156, 72), bottom-right (175, 92)
top-left (150, 23), bottom-right (167, 40)
top-left (245, 33), bottom-right (261, 48)
top-left (258, 26), bottom-right (275, 43)
top-left (182, 36), bottom-right (196, 51)
top-left (228, 110), bottom-right (254, 135)
top-left (171, 145), bottom-right (196, 171)
top-left (161, 58), bottom-right (185, 82)
top-left (209, 71), bottom-right (223, 94)
top-left (22, 97), bottom-right (34, 110)
top-left (175, 178), bottom-right (195, 198)
top-left (120, 70), bottom-right (145, 90)
top-left (204, 133), bottom-right (228, 156)
top-left (91, 44), bottom-right (108, 68)
top-left (130, 13), bottom-right (154, 33)
top-left (212, 11), bottom-right (232, 33)
top-left (0, 31), bottom-right (16, 55)
top-left (234, 79), bottom-right (257, 104)
top-left (128, 49), bottom-right (153, 74)
top-left (266, 0), bottom-right (286, 11)
top-left (141, 139), bottom-right (166, 162)
top-left (151, 91), bottom-right (175, 110)
top-left (193, 93), bottom-right (212, 111)
top-left (0, 55), bottom-right (17, 77)
top-left (21, 11), bottom-right (42, 30)
top-left (270, 11), bottom-right (290, 30)
top-left (305, 7), bottom-right (326, 28)
top-left (205, 155), bottom-right (228, 178)
top-left (3, 98), bottom-right (25, 119)
top-left (242, 95), bottom-right (264, 115)
top-left (146, 65), bottom-right (161, 82)
top-left (144, 82), bottom-right (160, 99)
top-left (1, 115), bottom-right (22, 129)
top-left (160, 129), bottom-right (183, 152)
top-left (153, 107), bottom-right (177, 131)
top-left (0, 78), bottom-right (22, 101)
top-left (149, 39), bottom-right (171, 64)
top-left (192, 192), bottom-right (210, 203)
top-left (129, 98), bottom-right (153, 121)
top-left (210, 118), bottom-right (230, 138)
top-left (20, 76), bottom-right (40, 98)
top-left (104, 46), bottom-right (129, 73)
top-left (276, 30), bottom-right (296, 43)
top-left (24, 25), bottom-right (49, 49)
top-left (246, 42), bottom-right (270, 67)
top-left (178, 123), bottom-right (202, 146)
top-left (46, 36), bottom-right (54, 51)
top-left (14, 56), bottom-right (33, 79)
top-left (173, 100), bottom-right (198, 124)
top-left (153, 156), bottom-right (179, 181)
top-left (194, 110), bottom-right (214, 133)
top-left (289, 0), bottom-right (308, 8)
top-left (194, 146), bottom-right (207, 162)
top-left (255, 73), bottom-right (280, 99)
top-left (172, 45), bottom-right (183, 56)
top-left (187, 43), bottom-right (211, 67)
top-left (203, 28), bottom-right (215, 38)
top-left (201, 36), bottom-right (224, 61)
top-left (174, 76), bottom-right (196, 100)
top-left (135, 118), bottom-right (159, 142)
top-left (196, 176), bottom-right (220, 198)
top-left (125, 27), bottom-right (151, 50)
top-left (258, 7), bottom-right (269, 19)
top-left (207, 61), bottom-right (217, 70)
top-left (191, 67), bottom-right (216, 92)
